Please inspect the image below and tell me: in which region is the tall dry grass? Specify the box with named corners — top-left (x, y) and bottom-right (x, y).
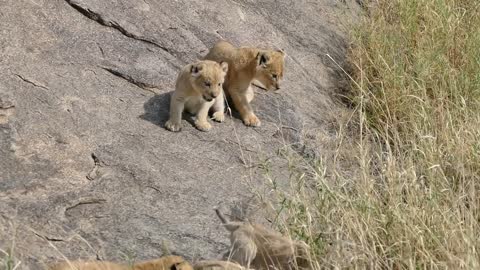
top-left (261, 0), bottom-right (480, 268)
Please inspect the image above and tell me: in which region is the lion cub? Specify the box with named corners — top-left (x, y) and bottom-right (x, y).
top-left (165, 60), bottom-right (228, 132)
top-left (204, 41), bottom-right (285, 127)
top-left (49, 255), bottom-right (194, 270)
top-left (193, 260), bottom-right (249, 270)
top-left (215, 209), bottom-right (311, 270)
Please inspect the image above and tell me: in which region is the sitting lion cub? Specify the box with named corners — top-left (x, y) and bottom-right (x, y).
top-left (204, 40), bottom-right (285, 127)
top-left (165, 60), bottom-right (228, 132)
top-left (49, 255), bottom-right (194, 270)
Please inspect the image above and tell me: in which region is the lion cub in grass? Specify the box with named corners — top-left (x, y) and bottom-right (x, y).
top-left (165, 60), bottom-right (228, 132)
top-left (49, 255), bottom-right (193, 270)
top-left (215, 209), bottom-right (312, 270)
top-left (204, 41), bottom-right (285, 127)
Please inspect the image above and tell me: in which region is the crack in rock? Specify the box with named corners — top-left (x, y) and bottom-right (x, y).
top-left (65, 198), bottom-right (107, 214)
top-left (146, 185), bottom-right (162, 193)
top-left (33, 232), bottom-right (65, 242)
top-left (86, 153), bottom-right (102, 181)
top-left (0, 96), bottom-right (15, 124)
top-left (14, 74), bottom-right (49, 90)
top-left (101, 67), bottom-right (157, 94)
top-left (65, 0), bottom-right (170, 53)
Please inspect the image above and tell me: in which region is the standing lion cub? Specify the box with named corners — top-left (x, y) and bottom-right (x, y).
top-left (204, 41), bottom-right (285, 127)
top-left (165, 60), bottom-right (228, 132)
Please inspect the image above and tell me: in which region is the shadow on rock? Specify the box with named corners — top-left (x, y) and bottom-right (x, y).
top-left (140, 92), bottom-right (199, 129)
top-left (140, 92), bottom-right (171, 127)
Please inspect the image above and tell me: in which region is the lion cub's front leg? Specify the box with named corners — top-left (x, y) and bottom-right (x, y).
top-left (165, 94), bottom-right (185, 132)
top-left (211, 89), bottom-right (225, 122)
top-left (230, 88), bottom-right (261, 127)
top-left (194, 102), bottom-right (213, 132)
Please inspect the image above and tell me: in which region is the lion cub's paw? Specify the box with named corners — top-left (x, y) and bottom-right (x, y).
top-left (212, 111), bottom-right (225, 122)
top-left (243, 114), bottom-right (261, 127)
top-left (165, 120), bottom-right (182, 132)
top-left (195, 120), bottom-right (212, 132)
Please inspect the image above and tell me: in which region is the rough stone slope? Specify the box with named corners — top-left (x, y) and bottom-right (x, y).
top-left (0, 0), bottom-right (359, 268)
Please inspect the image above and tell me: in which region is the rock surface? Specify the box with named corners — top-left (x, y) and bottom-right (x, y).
top-left (0, 0), bottom-right (359, 268)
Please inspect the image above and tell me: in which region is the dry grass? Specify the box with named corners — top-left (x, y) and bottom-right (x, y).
top-left (259, 0), bottom-right (480, 269)
top-left (0, 248), bottom-right (20, 270)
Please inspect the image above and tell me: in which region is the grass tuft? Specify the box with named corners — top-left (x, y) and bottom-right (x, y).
top-left (1, 245), bottom-right (21, 270)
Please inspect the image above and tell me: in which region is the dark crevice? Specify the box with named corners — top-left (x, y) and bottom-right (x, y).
top-left (91, 152), bottom-right (100, 165)
top-left (65, 0), bottom-right (170, 53)
top-left (101, 67), bottom-right (157, 94)
top-left (14, 74), bottom-right (49, 90)
top-left (146, 185), bottom-right (162, 192)
top-left (65, 198), bottom-right (107, 213)
top-left (33, 232), bottom-right (65, 242)
top-left (96, 42), bottom-right (105, 58)
top-left (86, 153), bottom-right (101, 181)
top-left (0, 104), bottom-right (15, 110)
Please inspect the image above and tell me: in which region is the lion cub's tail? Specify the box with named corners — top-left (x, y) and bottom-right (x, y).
top-left (214, 208), bottom-right (242, 232)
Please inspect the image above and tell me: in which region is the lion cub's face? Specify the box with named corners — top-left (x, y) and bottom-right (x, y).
top-left (190, 60), bottom-right (228, 102)
top-left (255, 50), bottom-right (285, 91)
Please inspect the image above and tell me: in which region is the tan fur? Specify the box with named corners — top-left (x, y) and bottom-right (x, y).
top-left (49, 261), bottom-right (128, 270)
top-left (165, 60), bottom-right (228, 132)
top-left (49, 255), bottom-right (194, 270)
top-left (204, 41), bottom-right (285, 127)
top-left (215, 209), bottom-right (311, 270)
top-left (193, 260), bottom-right (249, 270)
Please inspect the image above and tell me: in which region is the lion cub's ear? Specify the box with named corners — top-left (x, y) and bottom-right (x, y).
top-left (220, 61), bottom-right (228, 74)
top-left (257, 52), bottom-right (270, 68)
top-left (191, 64), bottom-right (204, 77)
top-left (171, 262), bottom-right (180, 270)
top-left (276, 48), bottom-right (287, 59)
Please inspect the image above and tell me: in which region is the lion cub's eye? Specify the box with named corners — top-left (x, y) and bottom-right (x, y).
top-left (205, 82), bottom-right (211, 87)
top-left (218, 83), bottom-right (221, 86)
top-left (272, 74), bottom-right (278, 80)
